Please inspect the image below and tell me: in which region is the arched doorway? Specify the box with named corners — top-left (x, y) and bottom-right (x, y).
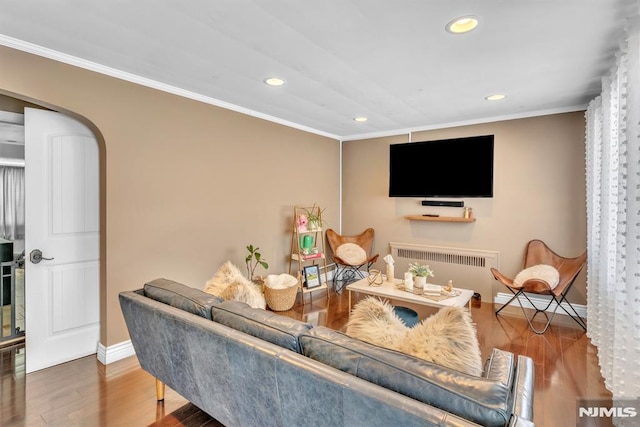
top-left (24, 108), bottom-right (101, 373)
top-left (1, 95), bottom-right (103, 373)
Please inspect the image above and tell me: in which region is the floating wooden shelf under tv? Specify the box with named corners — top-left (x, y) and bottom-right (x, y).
top-left (404, 215), bottom-right (476, 223)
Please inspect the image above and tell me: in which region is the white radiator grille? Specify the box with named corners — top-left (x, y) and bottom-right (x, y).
top-left (390, 242), bottom-right (499, 300)
top-left (395, 248), bottom-right (487, 268)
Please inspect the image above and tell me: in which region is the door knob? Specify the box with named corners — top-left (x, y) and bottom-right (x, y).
top-left (29, 249), bottom-right (54, 264)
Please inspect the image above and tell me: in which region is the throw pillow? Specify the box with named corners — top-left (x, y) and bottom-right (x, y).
top-left (335, 243), bottom-right (367, 265)
top-left (345, 297), bottom-right (408, 348)
top-left (204, 261), bottom-right (266, 309)
top-left (346, 297), bottom-right (483, 376)
top-left (399, 306), bottom-right (483, 377)
top-left (513, 264), bottom-right (560, 289)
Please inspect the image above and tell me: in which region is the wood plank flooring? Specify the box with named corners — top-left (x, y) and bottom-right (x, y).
top-left (0, 291), bottom-right (610, 426)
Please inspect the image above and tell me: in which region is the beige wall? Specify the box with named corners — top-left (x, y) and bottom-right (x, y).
top-left (0, 43), bottom-right (588, 348)
top-left (342, 112), bottom-right (587, 304)
top-left (0, 45), bottom-right (340, 346)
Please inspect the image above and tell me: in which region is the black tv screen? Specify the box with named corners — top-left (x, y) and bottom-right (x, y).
top-left (389, 135), bottom-right (494, 198)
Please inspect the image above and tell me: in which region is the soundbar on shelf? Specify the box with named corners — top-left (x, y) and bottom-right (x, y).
top-left (421, 200), bottom-right (464, 208)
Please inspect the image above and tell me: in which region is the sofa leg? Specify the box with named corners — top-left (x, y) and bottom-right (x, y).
top-left (156, 378), bottom-right (165, 401)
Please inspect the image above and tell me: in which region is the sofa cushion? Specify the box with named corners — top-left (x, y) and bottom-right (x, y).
top-left (211, 301), bottom-right (312, 353)
top-left (144, 278), bottom-right (223, 320)
top-left (300, 326), bottom-right (512, 427)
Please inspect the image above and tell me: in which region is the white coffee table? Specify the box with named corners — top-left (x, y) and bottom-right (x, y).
top-left (346, 277), bottom-right (474, 314)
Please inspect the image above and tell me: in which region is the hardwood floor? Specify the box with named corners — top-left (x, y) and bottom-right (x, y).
top-left (0, 291), bottom-right (610, 426)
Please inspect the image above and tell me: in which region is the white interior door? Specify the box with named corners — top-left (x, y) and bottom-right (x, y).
top-left (24, 108), bottom-right (100, 373)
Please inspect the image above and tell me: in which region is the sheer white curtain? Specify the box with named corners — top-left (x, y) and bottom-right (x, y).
top-left (585, 14), bottom-right (640, 400)
top-left (0, 166), bottom-right (25, 240)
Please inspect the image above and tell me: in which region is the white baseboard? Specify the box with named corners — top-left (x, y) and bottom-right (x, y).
top-left (97, 340), bottom-right (136, 365)
top-left (493, 292), bottom-right (587, 319)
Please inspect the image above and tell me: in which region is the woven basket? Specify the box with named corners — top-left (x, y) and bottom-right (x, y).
top-left (264, 285), bottom-right (299, 311)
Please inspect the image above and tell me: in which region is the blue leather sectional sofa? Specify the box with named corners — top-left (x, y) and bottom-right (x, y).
top-left (119, 278), bottom-right (535, 427)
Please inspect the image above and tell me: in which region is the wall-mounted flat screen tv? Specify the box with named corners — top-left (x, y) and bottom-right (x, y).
top-left (389, 135), bottom-right (494, 198)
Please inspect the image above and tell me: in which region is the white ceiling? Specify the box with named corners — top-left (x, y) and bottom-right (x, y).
top-left (0, 1), bottom-right (636, 140)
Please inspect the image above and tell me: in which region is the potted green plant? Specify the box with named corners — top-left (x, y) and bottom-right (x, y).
top-left (408, 262), bottom-right (434, 289)
top-left (245, 244), bottom-right (269, 284)
top-left (301, 204), bottom-right (325, 231)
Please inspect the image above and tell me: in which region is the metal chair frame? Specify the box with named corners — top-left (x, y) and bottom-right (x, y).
top-left (333, 259), bottom-right (377, 293)
top-left (492, 239), bottom-right (587, 335)
top-left (326, 228), bottom-right (379, 294)
top-left (495, 275), bottom-right (587, 334)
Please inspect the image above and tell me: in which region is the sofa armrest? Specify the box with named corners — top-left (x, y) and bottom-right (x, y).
top-left (510, 355), bottom-right (535, 421)
top-left (509, 414), bottom-right (535, 427)
top-left (483, 348), bottom-right (534, 424)
top-left (483, 348), bottom-right (515, 385)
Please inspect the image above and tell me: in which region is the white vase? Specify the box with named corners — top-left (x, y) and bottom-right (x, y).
top-left (386, 264), bottom-right (394, 282)
top-left (403, 272), bottom-right (414, 290)
top-left (414, 275), bottom-right (426, 289)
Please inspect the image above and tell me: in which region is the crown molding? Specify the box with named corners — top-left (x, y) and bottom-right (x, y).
top-left (341, 105), bottom-right (587, 141)
top-left (0, 35), bottom-right (587, 143)
top-left (0, 35), bottom-right (340, 141)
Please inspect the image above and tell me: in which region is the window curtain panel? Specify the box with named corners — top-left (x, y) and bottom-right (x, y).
top-left (585, 14), bottom-right (640, 403)
top-left (0, 166), bottom-right (25, 240)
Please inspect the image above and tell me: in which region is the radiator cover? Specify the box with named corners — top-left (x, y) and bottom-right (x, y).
top-left (389, 242), bottom-right (499, 301)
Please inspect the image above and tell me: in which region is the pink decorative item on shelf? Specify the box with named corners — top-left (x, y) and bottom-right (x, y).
top-left (297, 214), bottom-right (308, 232)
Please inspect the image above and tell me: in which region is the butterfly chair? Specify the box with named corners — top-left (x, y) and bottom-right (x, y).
top-left (492, 239), bottom-right (587, 334)
top-left (326, 228), bottom-right (379, 294)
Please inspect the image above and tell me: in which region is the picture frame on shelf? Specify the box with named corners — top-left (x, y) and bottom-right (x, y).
top-left (303, 265), bottom-right (321, 289)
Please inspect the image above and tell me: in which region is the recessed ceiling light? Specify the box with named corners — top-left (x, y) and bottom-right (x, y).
top-left (353, 117), bottom-right (368, 123)
top-left (263, 77), bottom-right (286, 86)
top-left (446, 16), bottom-right (479, 34)
top-left (485, 94), bottom-right (506, 101)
